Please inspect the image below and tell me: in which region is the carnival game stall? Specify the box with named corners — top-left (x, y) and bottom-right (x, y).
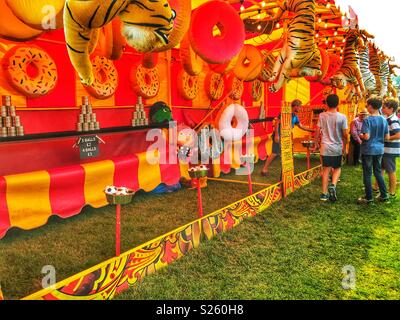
top-left (0, 0), bottom-right (394, 300)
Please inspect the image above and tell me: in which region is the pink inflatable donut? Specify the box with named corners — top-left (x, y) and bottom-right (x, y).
top-left (189, 0), bottom-right (245, 64)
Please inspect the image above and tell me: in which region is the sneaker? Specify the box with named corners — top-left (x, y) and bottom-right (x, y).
top-left (328, 184), bottom-right (338, 202)
top-left (357, 197), bottom-right (374, 205)
top-left (320, 194), bottom-right (329, 202)
top-left (377, 196), bottom-right (390, 203)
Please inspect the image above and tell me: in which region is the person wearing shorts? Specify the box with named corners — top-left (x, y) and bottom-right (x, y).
top-left (380, 98), bottom-right (400, 199)
top-left (315, 94), bottom-right (348, 202)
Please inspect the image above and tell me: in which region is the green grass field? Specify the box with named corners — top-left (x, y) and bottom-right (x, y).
top-left (0, 155), bottom-right (398, 300)
top-left (116, 161), bottom-right (400, 300)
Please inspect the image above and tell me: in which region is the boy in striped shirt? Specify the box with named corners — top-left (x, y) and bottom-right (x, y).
top-left (381, 98), bottom-right (400, 198)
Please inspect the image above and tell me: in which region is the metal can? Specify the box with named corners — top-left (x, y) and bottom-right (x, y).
top-left (16, 126), bottom-right (24, 136)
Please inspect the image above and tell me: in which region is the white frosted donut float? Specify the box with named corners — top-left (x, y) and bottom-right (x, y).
top-left (2, 45), bottom-right (58, 98)
top-left (216, 104), bottom-right (249, 142)
top-left (84, 56), bottom-right (118, 99)
top-left (130, 64), bottom-right (160, 99)
top-left (204, 72), bottom-right (225, 100)
top-left (177, 70), bottom-right (199, 100)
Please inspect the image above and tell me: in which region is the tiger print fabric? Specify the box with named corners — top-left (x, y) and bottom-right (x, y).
top-left (268, 0), bottom-right (322, 93)
top-left (330, 28), bottom-right (373, 100)
top-left (367, 42), bottom-right (383, 96)
top-left (380, 57), bottom-right (390, 97)
top-left (358, 44), bottom-right (376, 95)
top-left (64, 0), bottom-right (177, 85)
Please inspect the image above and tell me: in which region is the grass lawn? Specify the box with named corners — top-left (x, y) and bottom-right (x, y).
top-left (116, 161), bottom-right (400, 300)
top-left (0, 155), bottom-right (316, 300)
top-left (1, 155), bottom-right (398, 300)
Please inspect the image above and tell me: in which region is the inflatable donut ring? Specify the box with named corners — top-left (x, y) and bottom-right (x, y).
top-left (180, 32), bottom-right (203, 76)
top-left (130, 64), bottom-right (160, 99)
top-left (215, 103), bottom-right (249, 142)
top-left (84, 56), bottom-right (118, 100)
top-left (177, 70), bottom-right (199, 100)
top-left (142, 53), bottom-right (159, 69)
top-left (189, 0), bottom-right (245, 64)
top-left (226, 72), bottom-right (244, 101)
top-left (305, 48), bottom-right (329, 82)
top-left (209, 54), bottom-right (239, 75)
top-left (258, 50), bottom-right (276, 82)
top-left (205, 72), bottom-right (225, 100)
top-left (252, 79), bottom-right (263, 101)
top-left (2, 45), bottom-right (58, 98)
top-left (234, 44), bottom-right (264, 82)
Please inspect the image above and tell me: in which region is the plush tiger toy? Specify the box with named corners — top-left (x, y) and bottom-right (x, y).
top-left (388, 63), bottom-right (400, 98)
top-left (379, 54), bottom-right (390, 97)
top-left (330, 27), bottom-right (373, 100)
top-left (367, 42), bottom-right (383, 96)
top-left (358, 43), bottom-right (377, 96)
top-left (266, 0), bottom-right (322, 93)
top-left (64, 0), bottom-right (189, 85)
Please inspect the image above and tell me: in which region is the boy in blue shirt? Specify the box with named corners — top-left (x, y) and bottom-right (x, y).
top-left (358, 96), bottom-right (390, 204)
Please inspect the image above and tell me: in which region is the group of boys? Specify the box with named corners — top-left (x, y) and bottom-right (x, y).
top-left (316, 94), bottom-right (399, 204)
top-left (262, 95), bottom-right (399, 204)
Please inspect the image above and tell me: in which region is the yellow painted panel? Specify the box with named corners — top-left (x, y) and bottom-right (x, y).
top-left (82, 160), bottom-right (115, 208)
top-left (137, 151), bottom-right (162, 192)
top-left (5, 171), bottom-right (52, 230)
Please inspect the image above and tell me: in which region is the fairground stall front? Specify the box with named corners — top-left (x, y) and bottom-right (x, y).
top-left (0, 0), bottom-right (393, 300)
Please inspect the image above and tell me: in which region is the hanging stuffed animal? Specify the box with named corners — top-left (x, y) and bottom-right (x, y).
top-left (379, 53), bottom-right (390, 97)
top-left (358, 42), bottom-right (377, 96)
top-left (367, 42), bottom-right (383, 96)
top-left (266, 0), bottom-right (322, 93)
top-left (64, 0), bottom-right (191, 85)
top-left (329, 27), bottom-right (374, 101)
top-left (388, 63), bottom-right (400, 98)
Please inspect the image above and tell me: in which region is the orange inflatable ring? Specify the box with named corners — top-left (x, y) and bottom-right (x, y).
top-left (142, 53), bottom-right (159, 69)
top-left (258, 50), bottom-right (276, 82)
top-left (180, 32), bottom-right (203, 76)
top-left (233, 44), bottom-right (264, 82)
top-left (204, 72), bottom-right (225, 100)
top-left (226, 72), bottom-right (244, 101)
top-left (130, 64), bottom-right (160, 99)
top-left (305, 48), bottom-right (329, 82)
top-left (215, 103), bottom-right (249, 142)
top-left (2, 45), bottom-right (58, 98)
top-left (189, 0), bottom-right (245, 64)
top-left (209, 54), bottom-right (239, 75)
top-left (84, 56), bottom-right (118, 99)
top-left (252, 79), bottom-right (263, 101)
top-left (177, 70), bottom-right (199, 100)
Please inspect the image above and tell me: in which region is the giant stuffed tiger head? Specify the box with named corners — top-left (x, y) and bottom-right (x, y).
top-left (64, 0), bottom-right (190, 85)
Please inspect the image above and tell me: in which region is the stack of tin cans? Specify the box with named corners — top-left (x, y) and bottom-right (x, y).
top-left (76, 96), bottom-right (101, 132)
top-left (1, 95), bottom-right (24, 138)
top-left (131, 96), bottom-right (149, 127)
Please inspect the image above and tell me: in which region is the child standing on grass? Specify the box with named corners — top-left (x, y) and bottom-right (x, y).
top-left (315, 94), bottom-right (348, 202)
top-left (357, 96), bottom-right (390, 205)
top-left (380, 98), bottom-right (400, 199)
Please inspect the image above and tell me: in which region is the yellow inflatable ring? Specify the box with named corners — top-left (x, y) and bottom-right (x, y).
top-left (2, 45), bottom-right (58, 98)
top-left (177, 70), bottom-right (199, 100)
top-left (130, 64), bottom-right (160, 99)
top-left (252, 79), bottom-right (263, 101)
top-left (233, 44), bottom-right (264, 82)
top-left (84, 56), bottom-right (118, 100)
top-left (204, 72), bottom-right (224, 100)
top-left (215, 103), bottom-right (249, 142)
top-left (226, 72), bottom-right (244, 101)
